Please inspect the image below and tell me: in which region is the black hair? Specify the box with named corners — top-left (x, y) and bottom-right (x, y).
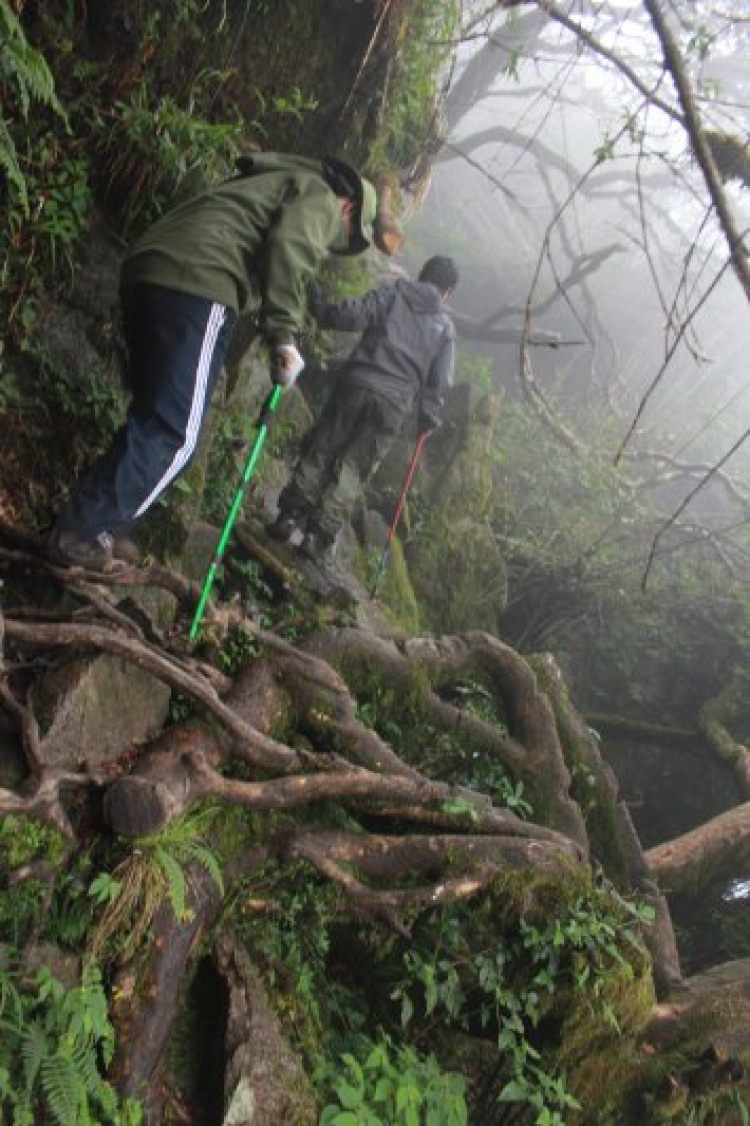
top-left (418, 255), bottom-right (459, 293)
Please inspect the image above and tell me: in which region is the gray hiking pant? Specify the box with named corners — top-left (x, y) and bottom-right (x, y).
top-left (278, 383), bottom-right (403, 541)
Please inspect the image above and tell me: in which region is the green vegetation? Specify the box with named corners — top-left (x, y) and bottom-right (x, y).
top-left (96, 84), bottom-right (243, 232)
top-left (389, 883), bottom-right (654, 1124)
top-left (4, 1), bottom-right (750, 1122)
top-left (90, 807), bottom-right (224, 963)
top-left (0, 816), bottom-right (68, 945)
top-left (371, 0), bottom-right (461, 171)
top-left (227, 857), bottom-right (655, 1124)
top-left (0, 958), bottom-right (142, 1126)
top-left (318, 1034), bottom-right (467, 1125)
top-left (0, 0), bottom-right (64, 216)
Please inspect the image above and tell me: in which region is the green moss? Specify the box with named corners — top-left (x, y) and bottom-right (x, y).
top-left (209, 802), bottom-right (267, 862)
top-left (367, 537), bottom-right (421, 635)
top-left (559, 950), bottom-right (655, 1121)
top-left (0, 814), bottom-right (67, 869)
top-left (0, 816), bottom-right (68, 942)
top-left (532, 657), bottom-right (633, 888)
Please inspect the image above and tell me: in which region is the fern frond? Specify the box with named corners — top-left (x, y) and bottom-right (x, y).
top-left (20, 1018), bottom-right (48, 1097)
top-left (63, 963), bottom-right (110, 1044)
top-left (0, 0), bottom-right (63, 119)
top-left (181, 838), bottom-right (225, 896)
top-left (0, 959), bottom-right (25, 1025)
top-left (155, 847), bottom-right (190, 921)
top-left (70, 1036), bottom-right (103, 1100)
top-left (0, 0), bottom-right (23, 45)
top-left (0, 1017), bottom-right (23, 1075)
top-left (0, 114), bottom-right (28, 213)
top-left (0, 0), bottom-right (66, 219)
top-left (40, 1051), bottom-right (85, 1126)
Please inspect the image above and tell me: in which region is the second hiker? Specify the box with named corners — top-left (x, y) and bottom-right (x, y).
top-left (267, 254), bottom-right (459, 562)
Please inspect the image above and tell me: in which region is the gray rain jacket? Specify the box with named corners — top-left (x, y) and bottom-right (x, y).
top-left (312, 277), bottom-right (456, 426)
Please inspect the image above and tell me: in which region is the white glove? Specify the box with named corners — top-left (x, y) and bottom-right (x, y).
top-left (271, 343), bottom-right (305, 387)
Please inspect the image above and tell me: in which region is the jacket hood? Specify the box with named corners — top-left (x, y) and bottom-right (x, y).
top-left (397, 278), bottom-right (443, 314)
top-left (235, 152), bottom-right (323, 178)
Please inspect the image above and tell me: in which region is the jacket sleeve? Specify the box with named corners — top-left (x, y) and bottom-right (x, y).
top-left (257, 181), bottom-right (343, 347)
top-left (311, 282), bottom-right (393, 333)
top-left (420, 319), bottom-right (455, 429)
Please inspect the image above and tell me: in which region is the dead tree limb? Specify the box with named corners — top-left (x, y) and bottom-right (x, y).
top-left (647, 802), bottom-right (750, 896)
top-left (535, 0), bottom-right (681, 125)
top-left (215, 932), bottom-right (317, 1126)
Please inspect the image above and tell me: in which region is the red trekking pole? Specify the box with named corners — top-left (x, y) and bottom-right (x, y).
top-left (370, 431), bottom-right (430, 597)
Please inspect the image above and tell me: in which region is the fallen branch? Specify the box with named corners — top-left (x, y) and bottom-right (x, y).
top-left (647, 802), bottom-right (750, 896)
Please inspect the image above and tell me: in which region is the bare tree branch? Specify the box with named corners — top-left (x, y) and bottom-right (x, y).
top-left (535, 0), bottom-right (683, 125)
top-left (642, 0), bottom-right (750, 301)
top-left (641, 418), bottom-right (750, 588)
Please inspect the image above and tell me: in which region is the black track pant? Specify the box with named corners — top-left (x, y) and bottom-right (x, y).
top-left (55, 283), bottom-right (236, 538)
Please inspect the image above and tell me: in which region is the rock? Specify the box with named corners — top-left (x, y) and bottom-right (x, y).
top-left (182, 520), bottom-right (222, 584)
top-left (32, 653), bottom-right (171, 770)
top-left (353, 503), bottom-right (389, 552)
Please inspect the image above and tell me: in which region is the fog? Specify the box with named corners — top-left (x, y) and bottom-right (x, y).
top-left (406, 2), bottom-right (750, 494)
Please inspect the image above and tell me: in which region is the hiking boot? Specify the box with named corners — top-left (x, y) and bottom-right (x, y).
top-left (266, 513), bottom-right (301, 543)
top-left (48, 528), bottom-right (128, 572)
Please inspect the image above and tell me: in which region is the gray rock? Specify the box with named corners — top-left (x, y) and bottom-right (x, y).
top-left (181, 520), bottom-right (221, 583)
top-left (32, 653), bottom-right (171, 770)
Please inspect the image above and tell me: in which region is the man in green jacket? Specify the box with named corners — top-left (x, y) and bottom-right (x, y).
top-left (50, 152), bottom-right (378, 570)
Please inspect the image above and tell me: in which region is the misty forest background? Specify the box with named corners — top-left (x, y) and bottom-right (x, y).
top-left (1, 1), bottom-right (750, 1124)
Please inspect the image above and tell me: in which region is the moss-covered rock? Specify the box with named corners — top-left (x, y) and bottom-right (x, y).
top-left (404, 389), bottom-right (508, 635)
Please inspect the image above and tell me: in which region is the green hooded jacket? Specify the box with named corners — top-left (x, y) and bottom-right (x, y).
top-left (120, 153), bottom-right (351, 346)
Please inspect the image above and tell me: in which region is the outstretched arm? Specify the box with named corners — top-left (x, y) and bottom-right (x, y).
top-left (311, 282), bottom-right (393, 333)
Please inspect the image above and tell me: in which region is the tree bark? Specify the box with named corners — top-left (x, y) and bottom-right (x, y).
top-left (647, 803), bottom-right (750, 896)
top-left (215, 932), bottom-right (317, 1126)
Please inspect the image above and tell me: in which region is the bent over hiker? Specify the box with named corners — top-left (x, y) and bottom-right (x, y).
top-left (50, 152), bottom-right (380, 570)
top-left (267, 255), bottom-right (459, 562)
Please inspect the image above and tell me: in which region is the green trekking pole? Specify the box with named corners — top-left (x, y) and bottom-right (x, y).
top-left (189, 384), bottom-right (283, 641)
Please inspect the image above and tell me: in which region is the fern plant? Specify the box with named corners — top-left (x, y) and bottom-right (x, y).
top-left (90, 805), bottom-right (224, 964)
top-left (0, 0), bottom-right (64, 217)
top-left (0, 957), bottom-right (142, 1125)
top-left (96, 83), bottom-right (242, 231)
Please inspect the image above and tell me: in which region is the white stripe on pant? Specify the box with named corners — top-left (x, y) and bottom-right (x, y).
top-left (134, 302), bottom-right (227, 518)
